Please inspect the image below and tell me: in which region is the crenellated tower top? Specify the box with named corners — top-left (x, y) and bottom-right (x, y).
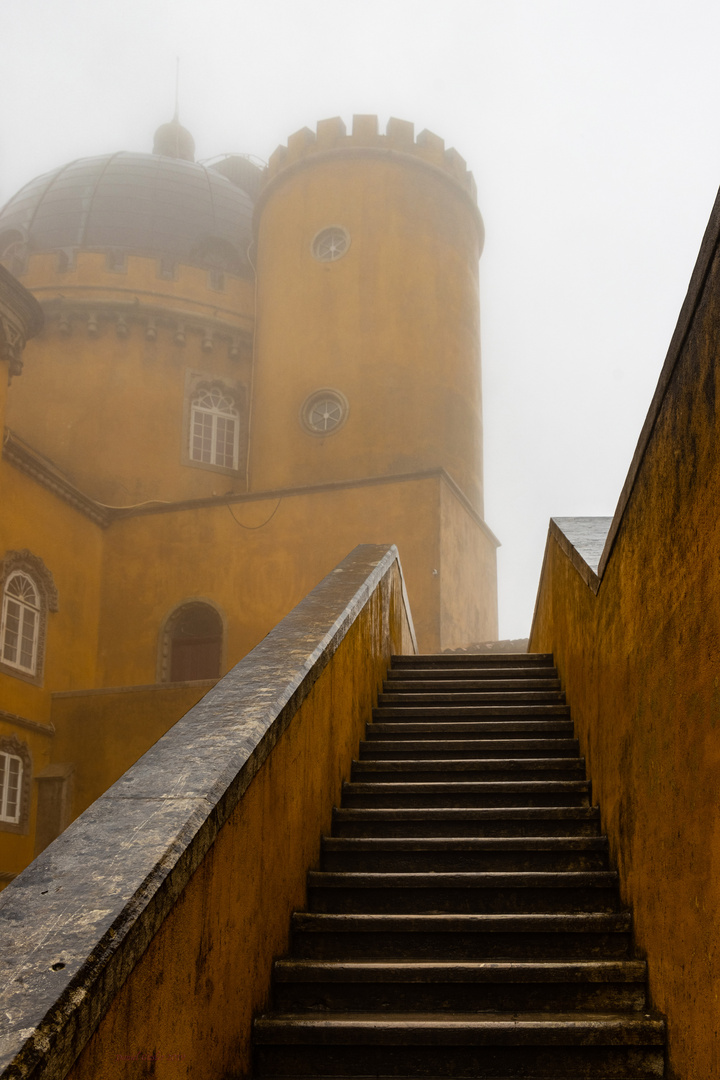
top-left (263, 115), bottom-right (478, 206)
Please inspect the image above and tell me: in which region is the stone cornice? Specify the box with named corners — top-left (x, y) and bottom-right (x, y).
top-left (2, 430), bottom-right (111, 527)
top-left (36, 296), bottom-right (252, 361)
top-left (0, 708), bottom-right (55, 737)
top-left (2, 432), bottom-right (499, 547)
top-left (0, 265), bottom-right (43, 377)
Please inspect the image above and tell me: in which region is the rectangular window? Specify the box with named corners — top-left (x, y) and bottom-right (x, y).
top-left (0, 752), bottom-right (22, 823)
top-left (190, 407), bottom-right (238, 469)
top-left (192, 411), bottom-right (214, 464)
top-left (2, 599), bottom-right (20, 664)
top-left (1, 598), bottom-right (38, 672)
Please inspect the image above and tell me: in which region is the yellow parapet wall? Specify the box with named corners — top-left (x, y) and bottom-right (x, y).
top-left (0, 544), bottom-right (415, 1080)
top-left (529, 184), bottom-right (720, 1079)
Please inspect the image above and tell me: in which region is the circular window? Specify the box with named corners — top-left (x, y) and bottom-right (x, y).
top-left (311, 226), bottom-right (350, 262)
top-left (300, 390), bottom-right (349, 435)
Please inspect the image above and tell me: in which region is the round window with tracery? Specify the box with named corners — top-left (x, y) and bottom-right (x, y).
top-left (300, 390), bottom-right (349, 435)
top-left (311, 226), bottom-right (350, 262)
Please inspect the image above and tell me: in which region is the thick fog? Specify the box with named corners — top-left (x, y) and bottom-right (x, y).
top-left (3, 0), bottom-right (719, 638)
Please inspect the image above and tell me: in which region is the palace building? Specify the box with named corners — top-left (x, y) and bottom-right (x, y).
top-left (0, 114), bottom-right (498, 880)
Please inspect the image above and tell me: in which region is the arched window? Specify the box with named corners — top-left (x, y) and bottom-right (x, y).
top-left (0, 749), bottom-right (23, 823)
top-left (0, 551), bottom-right (58, 685)
top-left (160, 602), bottom-right (223, 683)
top-left (1, 572), bottom-right (40, 674)
top-left (0, 735), bottom-right (31, 833)
top-left (189, 386), bottom-right (239, 470)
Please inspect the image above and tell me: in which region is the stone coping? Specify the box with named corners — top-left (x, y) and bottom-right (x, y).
top-left (550, 517), bottom-right (613, 594)
top-left (529, 518), bottom-right (613, 643)
top-left (0, 543), bottom-right (414, 1080)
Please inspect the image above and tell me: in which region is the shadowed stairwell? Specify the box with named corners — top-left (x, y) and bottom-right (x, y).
top-left (253, 652), bottom-right (666, 1079)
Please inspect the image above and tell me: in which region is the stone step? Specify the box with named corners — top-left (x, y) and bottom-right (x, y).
top-left (373, 705), bottom-right (571, 720)
top-left (252, 652), bottom-right (666, 1080)
top-left (378, 691), bottom-right (566, 706)
top-left (272, 959), bottom-right (647, 1014)
top-left (387, 666), bottom-right (559, 681)
top-left (359, 739), bottom-right (581, 760)
top-left (289, 912), bottom-right (635, 961)
top-left (351, 759), bottom-right (586, 783)
top-left (368, 720), bottom-right (576, 737)
top-left (320, 836), bottom-right (608, 873)
top-left (331, 806), bottom-right (602, 838)
top-left (342, 780), bottom-right (591, 809)
top-left (254, 1011), bottom-right (665, 1078)
top-left (384, 678), bottom-right (563, 692)
top-left (307, 870), bottom-right (620, 915)
top-left (391, 653), bottom-right (554, 667)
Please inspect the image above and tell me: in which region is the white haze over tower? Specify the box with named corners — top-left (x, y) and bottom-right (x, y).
top-left (2, 0), bottom-right (719, 639)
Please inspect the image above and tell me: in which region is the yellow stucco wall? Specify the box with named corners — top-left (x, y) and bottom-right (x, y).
top-left (529, 235), bottom-right (720, 1077)
top-left (0, 460), bottom-right (104, 723)
top-left (251, 124), bottom-right (485, 515)
top-left (63, 559), bottom-right (413, 1080)
top-left (96, 475), bottom-right (440, 686)
top-left (0, 361), bottom-right (8, 430)
top-left (50, 682), bottom-right (217, 822)
top-left (439, 478), bottom-right (498, 647)
top-left (6, 254), bottom-right (254, 506)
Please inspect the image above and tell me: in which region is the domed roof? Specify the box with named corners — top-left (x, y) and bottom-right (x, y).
top-left (153, 117), bottom-right (196, 162)
top-left (0, 151), bottom-right (255, 276)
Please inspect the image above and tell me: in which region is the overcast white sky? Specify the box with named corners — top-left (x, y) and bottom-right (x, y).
top-left (3, 0), bottom-right (719, 638)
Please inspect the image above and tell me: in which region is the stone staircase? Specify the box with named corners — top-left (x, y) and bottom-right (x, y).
top-left (253, 653), bottom-right (666, 1078)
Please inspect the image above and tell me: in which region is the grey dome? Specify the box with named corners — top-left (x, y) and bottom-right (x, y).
top-left (0, 152), bottom-right (254, 276)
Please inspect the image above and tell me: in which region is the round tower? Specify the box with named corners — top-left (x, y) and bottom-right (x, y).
top-left (250, 114), bottom-right (486, 515)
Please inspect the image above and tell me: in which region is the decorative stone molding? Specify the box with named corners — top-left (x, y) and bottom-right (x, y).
top-left (0, 264), bottom-right (43, 378)
top-left (1, 430), bottom-right (111, 527)
top-left (1, 550), bottom-right (58, 612)
top-left (0, 708), bottom-right (55, 736)
top-left (37, 297), bottom-right (252, 363)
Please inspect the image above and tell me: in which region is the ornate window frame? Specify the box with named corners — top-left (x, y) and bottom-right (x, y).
top-left (0, 551), bottom-right (58, 686)
top-left (0, 735), bottom-right (31, 835)
top-left (182, 370), bottom-right (246, 476)
top-left (157, 597), bottom-right (226, 684)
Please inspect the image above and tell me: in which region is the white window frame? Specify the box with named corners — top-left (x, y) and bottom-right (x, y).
top-left (1, 571), bottom-right (40, 675)
top-left (189, 386), bottom-right (240, 470)
top-left (0, 750), bottom-right (23, 824)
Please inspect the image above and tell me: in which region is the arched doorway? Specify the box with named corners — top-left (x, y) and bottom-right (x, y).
top-left (163, 602), bottom-right (223, 682)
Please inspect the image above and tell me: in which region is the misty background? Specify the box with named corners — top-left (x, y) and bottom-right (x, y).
top-left (2, 0), bottom-right (719, 639)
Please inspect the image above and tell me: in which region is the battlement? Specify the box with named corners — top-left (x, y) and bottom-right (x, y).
top-left (266, 116), bottom-right (477, 202)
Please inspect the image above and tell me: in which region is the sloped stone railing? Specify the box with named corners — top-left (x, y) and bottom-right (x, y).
top-left (0, 544), bottom-right (415, 1080)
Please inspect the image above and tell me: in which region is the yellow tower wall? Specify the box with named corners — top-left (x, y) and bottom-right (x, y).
top-left (251, 116), bottom-right (486, 515)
